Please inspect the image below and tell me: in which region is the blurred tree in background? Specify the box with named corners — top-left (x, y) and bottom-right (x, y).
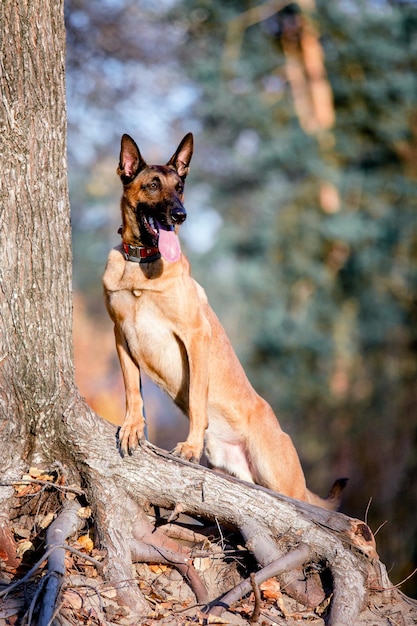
top-left (66, 0), bottom-right (417, 596)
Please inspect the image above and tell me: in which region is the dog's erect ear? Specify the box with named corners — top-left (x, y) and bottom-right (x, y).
top-left (167, 133), bottom-right (193, 179)
top-left (118, 134), bottom-right (147, 182)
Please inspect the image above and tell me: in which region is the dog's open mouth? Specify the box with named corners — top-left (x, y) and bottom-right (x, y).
top-left (145, 216), bottom-right (181, 263)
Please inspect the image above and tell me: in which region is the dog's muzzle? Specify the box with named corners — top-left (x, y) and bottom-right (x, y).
top-left (171, 206), bottom-right (187, 225)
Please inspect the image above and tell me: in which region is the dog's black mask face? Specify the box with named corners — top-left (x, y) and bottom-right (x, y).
top-left (118, 134), bottom-right (193, 248)
top-left (131, 166), bottom-right (187, 246)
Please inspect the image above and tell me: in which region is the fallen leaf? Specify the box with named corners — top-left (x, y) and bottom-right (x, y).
top-left (84, 563), bottom-right (98, 578)
top-left (238, 604), bottom-right (254, 615)
top-left (16, 541), bottom-right (34, 557)
top-left (38, 512), bottom-right (55, 529)
top-left (27, 468), bottom-right (54, 481)
top-left (28, 467), bottom-right (44, 477)
top-left (206, 615), bottom-right (233, 623)
top-left (148, 564), bottom-right (168, 574)
top-left (65, 555), bottom-right (75, 570)
top-left (194, 556), bottom-right (211, 572)
top-left (76, 535), bottom-right (94, 553)
top-left (38, 474), bottom-right (55, 482)
top-left (12, 527), bottom-right (31, 539)
top-left (91, 548), bottom-right (106, 560)
top-left (14, 484), bottom-right (39, 497)
top-left (260, 577), bottom-right (281, 600)
top-left (77, 506), bottom-right (92, 519)
top-left (100, 587), bottom-right (118, 599)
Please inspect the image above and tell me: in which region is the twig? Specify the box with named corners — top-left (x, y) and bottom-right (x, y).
top-left (60, 545), bottom-right (103, 568)
top-left (0, 543), bottom-right (103, 599)
top-left (374, 520), bottom-right (388, 537)
top-left (167, 502), bottom-right (184, 522)
top-left (364, 497), bottom-right (372, 526)
top-left (249, 572), bottom-right (261, 623)
top-left (64, 581), bottom-right (105, 614)
top-left (0, 479), bottom-right (85, 496)
top-left (394, 566), bottom-right (417, 589)
top-left (0, 545), bottom-right (63, 598)
top-left (369, 566), bottom-right (417, 593)
top-left (214, 516), bottom-right (226, 551)
top-left (26, 573), bottom-right (49, 625)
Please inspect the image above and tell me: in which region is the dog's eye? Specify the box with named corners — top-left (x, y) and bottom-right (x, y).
top-left (144, 177), bottom-right (161, 192)
top-left (176, 184), bottom-right (184, 194)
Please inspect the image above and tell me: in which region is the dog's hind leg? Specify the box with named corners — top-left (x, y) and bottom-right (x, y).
top-left (244, 410), bottom-right (310, 501)
top-left (204, 431), bottom-right (255, 484)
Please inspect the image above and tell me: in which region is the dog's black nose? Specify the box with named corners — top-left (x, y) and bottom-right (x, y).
top-left (171, 206), bottom-right (187, 224)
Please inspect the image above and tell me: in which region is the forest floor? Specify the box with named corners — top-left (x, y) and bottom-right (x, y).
top-left (1, 467), bottom-right (417, 626)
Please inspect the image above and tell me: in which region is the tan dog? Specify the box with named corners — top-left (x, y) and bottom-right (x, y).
top-left (103, 133), bottom-right (347, 509)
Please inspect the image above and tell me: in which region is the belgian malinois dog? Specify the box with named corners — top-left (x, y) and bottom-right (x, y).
top-left (103, 133), bottom-right (346, 509)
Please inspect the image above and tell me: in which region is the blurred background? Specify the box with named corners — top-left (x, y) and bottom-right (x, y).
top-left (65, 0), bottom-right (417, 597)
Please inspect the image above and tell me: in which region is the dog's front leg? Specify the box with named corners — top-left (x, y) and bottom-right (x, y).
top-left (114, 324), bottom-right (146, 456)
top-left (172, 318), bottom-right (211, 463)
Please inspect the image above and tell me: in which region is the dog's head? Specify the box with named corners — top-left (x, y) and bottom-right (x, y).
top-left (117, 133), bottom-right (193, 262)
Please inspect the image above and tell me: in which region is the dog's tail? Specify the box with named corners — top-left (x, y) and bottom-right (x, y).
top-left (307, 477), bottom-right (349, 511)
top-left (325, 477), bottom-right (349, 510)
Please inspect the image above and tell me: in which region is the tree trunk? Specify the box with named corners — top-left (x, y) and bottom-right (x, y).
top-left (0, 2), bottom-right (416, 625)
top-left (0, 0), bottom-right (74, 559)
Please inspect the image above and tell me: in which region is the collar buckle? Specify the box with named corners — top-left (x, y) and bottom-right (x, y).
top-left (122, 242), bottom-right (161, 264)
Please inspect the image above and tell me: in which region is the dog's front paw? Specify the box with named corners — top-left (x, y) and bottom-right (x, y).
top-left (172, 441), bottom-right (202, 463)
top-left (118, 421), bottom-right (145, 457)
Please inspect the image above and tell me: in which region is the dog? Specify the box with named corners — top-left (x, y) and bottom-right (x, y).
top-left (103, 133), bottom-right (347, 509)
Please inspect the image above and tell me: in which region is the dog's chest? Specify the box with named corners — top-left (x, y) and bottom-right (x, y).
top-left (120, 290), bottom-right (186, 393)
top-left (124, 291), bottom-right (174, 346)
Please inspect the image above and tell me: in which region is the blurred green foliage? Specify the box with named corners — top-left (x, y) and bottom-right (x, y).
top-left (66, 0), bottom-right (417, 595)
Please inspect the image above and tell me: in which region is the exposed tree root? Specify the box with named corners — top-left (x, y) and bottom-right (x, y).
top-left (2, 406), bottom-right (417, 625)
top-left (130, 526), bottom-right (209, 604)
top-left (240, 520), bottom-right (326, 608)
top-left (83, 476), bottom-right (151, 614)
top-left (0, 499), bottom-right (88, 624)
top-left (57, 397), bottom-right (417, 624)
top-left (208, 543), bottom-right (312, 616)
top-left (37, 499), bottom-right (84, 626)
top-left (62, 398), bottom-right (417, 624)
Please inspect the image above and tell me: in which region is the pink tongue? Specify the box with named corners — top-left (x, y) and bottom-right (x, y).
top-left (157, 223), bottom-right (181, 263)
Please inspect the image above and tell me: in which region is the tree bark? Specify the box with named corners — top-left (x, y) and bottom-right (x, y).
top-left (0, 2), bottom-right (416, 625)
top-left (0, 0), bottom-right (75, 573)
